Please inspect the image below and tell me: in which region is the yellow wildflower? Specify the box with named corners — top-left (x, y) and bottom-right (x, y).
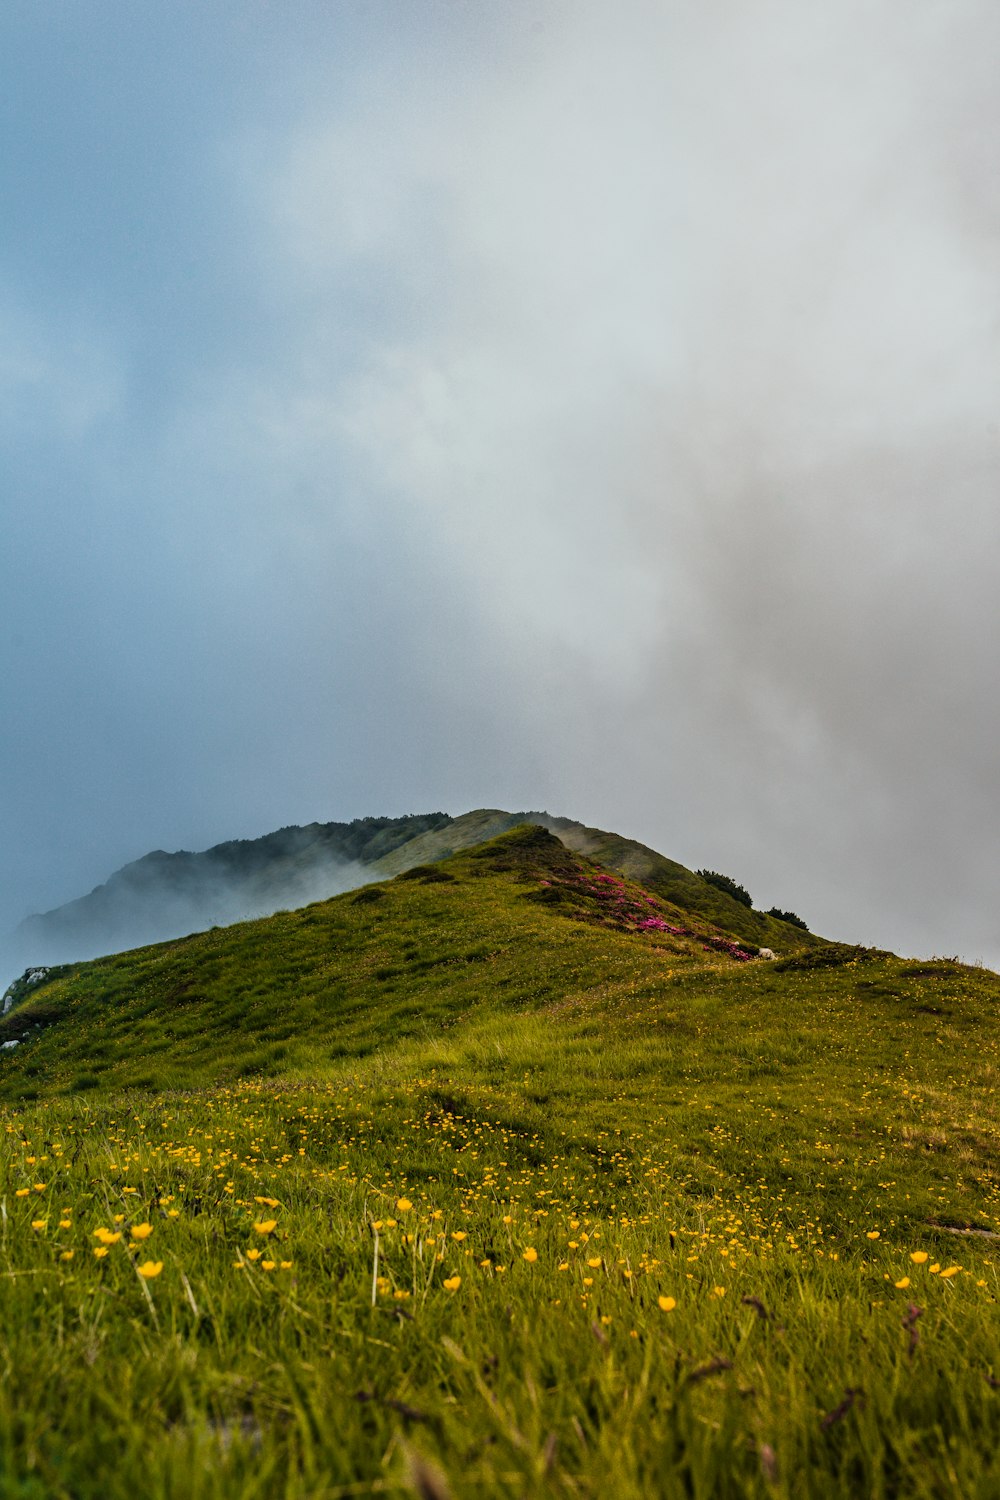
top-left (895, 1277), bottom-right (911, 1289)
top-left (136, 1261), bottom-right (163, 1279)
top-left (59, 1250), bottom-right (74, 1262)
top-left (443, 1275), bottom-right (461, 1291)
top-left (395, 1198), bottom-right (412, 1213)
top-left (940, 1266), bottom-right (961, 1279)
top-left (246, 1248), bottom-right (261, 1262)
top-left (253, 1220), bottom-right (277, 1236)
top-left (658, 1295), bottom-right (677, 1312)
top-left (130, 1223), bottom-right (153, 1241)
top-left (261, 1260), bottom-right (275, 1272)
top-left (93, 1247), bottom-right (109, 1259)
top-left (587, 1256), bottom-right (602, 1269)
top-left (523, 1247), bottom-right (538, 1263)
top-left (911, 1251), bottom-right (928, 1264)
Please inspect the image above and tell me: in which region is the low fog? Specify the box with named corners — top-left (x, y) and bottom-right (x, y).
top-left (2, 1), bottom-right (999, 978)
top-left (5, 851), bottom-right (376, 981)
top-left (0, 814), bottom-right (460, 990)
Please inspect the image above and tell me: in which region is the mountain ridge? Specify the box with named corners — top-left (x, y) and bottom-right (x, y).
top-left (13, 808), bottom-right (819, 968)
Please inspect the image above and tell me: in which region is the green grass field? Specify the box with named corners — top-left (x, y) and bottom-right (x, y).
top-left (1, 826), bottom-right (998, 1498)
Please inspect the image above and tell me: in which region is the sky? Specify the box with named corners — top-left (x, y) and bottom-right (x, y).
top-left (3, 0), bottom-right (1000, 976)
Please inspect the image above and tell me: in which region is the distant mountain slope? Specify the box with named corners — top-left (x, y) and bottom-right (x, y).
top-left (14, 807), bottom-right (819, 968)
top-left (14, 813), bottom-right (452, 964)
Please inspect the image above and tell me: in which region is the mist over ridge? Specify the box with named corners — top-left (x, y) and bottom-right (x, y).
top-left (8, 813), bottom-right (451, 975)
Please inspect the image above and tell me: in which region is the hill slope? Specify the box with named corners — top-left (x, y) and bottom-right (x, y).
top-left (1, 826), bottom-right (998, 1498)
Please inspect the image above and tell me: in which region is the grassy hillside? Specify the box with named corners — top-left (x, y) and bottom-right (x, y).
top-left (534, 815), bottom-right (817, 951)
top-left (368, 809), bottom-right (818, 953)
top-left (0, 826), bottom-right (998, 1498)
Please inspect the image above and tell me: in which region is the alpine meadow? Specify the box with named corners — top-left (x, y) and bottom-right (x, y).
top-left (2, 821), bottom-right (999, 1499)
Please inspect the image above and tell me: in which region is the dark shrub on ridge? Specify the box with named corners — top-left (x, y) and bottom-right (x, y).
top-left (697, 870), bottom-right (753, 908)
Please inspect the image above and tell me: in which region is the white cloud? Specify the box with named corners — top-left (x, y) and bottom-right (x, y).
top-left (243, 0), bottom-right (999, 630)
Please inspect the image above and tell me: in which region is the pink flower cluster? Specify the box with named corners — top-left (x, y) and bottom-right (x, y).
top-left (636, 916), bottom-right (687, 935)
top-left (702, 935), bottom-right (756, 962)
top-left (532, 861), bottom-right (758, 963)
top-left (536, 867), bottom-right (694, 939)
